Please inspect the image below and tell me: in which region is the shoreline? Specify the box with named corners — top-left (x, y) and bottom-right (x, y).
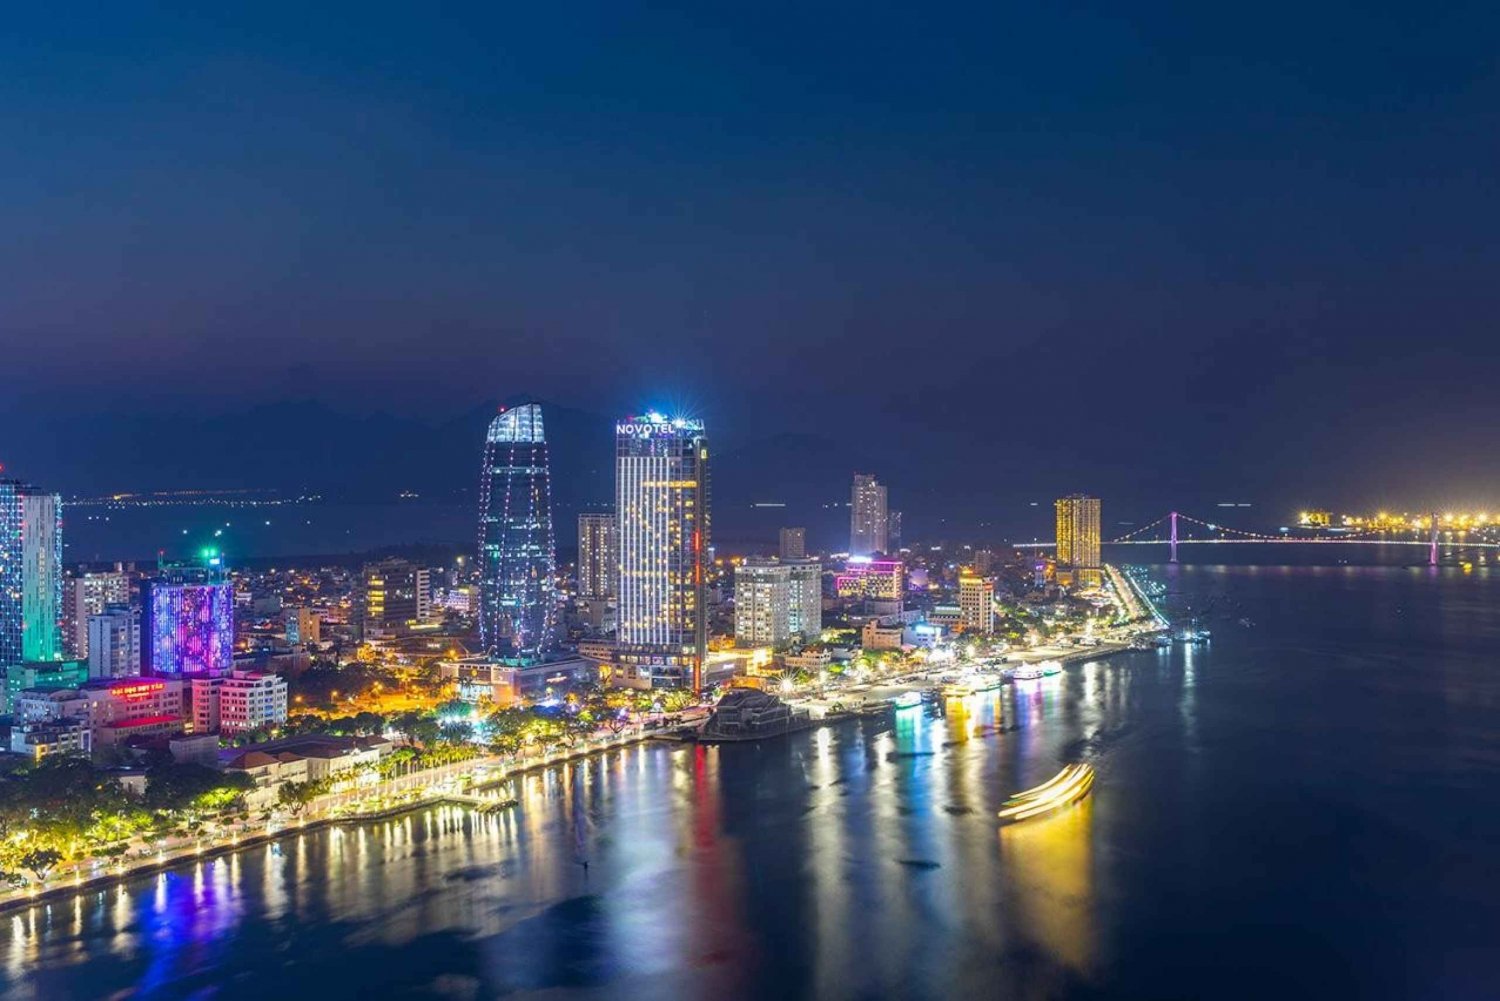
top-left (0, 727), bottom-right (661, 916)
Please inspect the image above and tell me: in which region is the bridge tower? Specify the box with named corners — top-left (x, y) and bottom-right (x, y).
top-left (1169, 511), bottom-right (1179, 563)
top-left (1429, 512), bottom-right (1439, 567)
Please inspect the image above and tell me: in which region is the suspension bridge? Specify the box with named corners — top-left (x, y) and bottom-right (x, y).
top-left (1018, 511), bottom-right (1500, 566)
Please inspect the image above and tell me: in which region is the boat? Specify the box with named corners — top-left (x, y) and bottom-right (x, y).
top-left (972, 676), bottom-right (1003, 693)
top-left (1038, 659), bottom-right (1063, 677)
top-left (892, 691), bottom-right (922, 710)
top-left (1011, 666), bottom-right (1045, 682)
top-left (942, 681), bottom-right (973, 698)
top-left (920, 687), bottom-right (943, 703)
top-left (1152, 634), bottom-right (1172, 648)
top-left (997, 763), bottom-right (1095, 824)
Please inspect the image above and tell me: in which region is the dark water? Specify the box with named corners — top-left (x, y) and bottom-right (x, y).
top-left (7, 565), bottom-right (1499, 1000)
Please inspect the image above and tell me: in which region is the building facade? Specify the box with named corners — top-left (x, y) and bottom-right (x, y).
top-left (734, 559), bottom-right (790, 647)
top-left (63, 568), bottom-right (131, 658)
top-left (850, 473), bottom-right (888, 556)
top-left (835, 557), bottom-right (904, 603)
top-left (779, 527), bottom-right (806, 560)
top-left (359, 558), bottom-right (431, 638)
top-left (87, 607), bottom-right (141, 678)
top-left (614, 412), bottom-right (710, 689)
top-left (143, 560), bottom-right (234, 676)
top-left (1055, 495), bottom-right (1103, 588)
top-left (476, 404), bottom-right (558, 659)
top-left (577, 511), bottom-right (617, 600)
top-left (784, 558), bottom-right (823, 641)
top-left (958, 573), bottom-right (995, 634)
top-left (0, 480), bottom-right (63, 669)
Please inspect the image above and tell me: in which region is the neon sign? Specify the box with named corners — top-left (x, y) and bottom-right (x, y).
top-left (111, 680), bottom-right (166, 701)
top-left (616, 416), bottom-right (704, 438)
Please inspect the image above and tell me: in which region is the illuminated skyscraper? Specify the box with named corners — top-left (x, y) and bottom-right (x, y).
top-left (1055, 494), bottom-right (1102, 588)
top-left (850, 473), bottom-right (888, 555)
top-left (0, 480), bottom-right (63, 669)
top-left (476, 403), bottom-right (558, 659)
top-left (614, 411), bottom-right (709, 690)
top-left (142, 554), bottom-right (234, 677)
top-left (577, 512), bottom-right (617, 600)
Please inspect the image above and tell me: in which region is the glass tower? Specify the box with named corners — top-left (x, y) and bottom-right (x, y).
top-left (0, 480), bottom-right (63, 668)
top-left (615, 412), bottom-right (709, 690)
top-left (1055, 494), bottom-right (1102, 588)
top-left (477, 403), bottom-right (558, 660)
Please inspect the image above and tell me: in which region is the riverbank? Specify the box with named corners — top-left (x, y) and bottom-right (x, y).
top-left (0, 725), bottom-right (664, 916)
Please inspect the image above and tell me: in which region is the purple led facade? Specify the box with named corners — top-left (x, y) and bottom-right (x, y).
top-left (147, 582), bottom-right (233, 675)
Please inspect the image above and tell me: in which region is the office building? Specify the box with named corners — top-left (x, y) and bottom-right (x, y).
top-left (142, 556), bottom-right (234, 676)
top-left (577, 511), bottom-right (617, 600)
top-left (476, 404), bottom-right (558, 659)
top-left (614, 411), bottom-right (710, 690)
top-left (0, 480), bottom-right (63, 669)
top-left (87, 607), bottom-right (141, 678)
top-left (1056, 495), bottom-right (1103, 588)
top-left (850, 474), bottom-right (888, 555)
top-left (888, 510), bottom-right (903, 549)
top-left (779, 527), bottom-right (806, 560)
top-left (959, 573), bottom-right (995, 634)
top-left (735, 559), bottom-right (790, 647)
top-left (63, 568), bottom-right (131, 658)
top-left (192, 670), bottom-right (288, 735)
top-left (359, 558), bottom-right (431, 638)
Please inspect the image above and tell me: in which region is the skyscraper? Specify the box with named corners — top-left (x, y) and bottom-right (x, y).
top-left (63, 568), bottom-right (130, 658)
top-left (779, 527), bottom-right (806, 560)
top-left (476, 403), bottom-right (558, 660)
top-left (850, 473), bottom-right (888, 555)
top-left (577, 512), bottom-right (617, 600)
top-left (1056, 495), bottom-right (1102, 588)
top-left (615, 411), bottom-right (709, 690)
top-left (142, 555), bottom-right (234, 677)
top-left (0, 480), bottom-right (63, 669)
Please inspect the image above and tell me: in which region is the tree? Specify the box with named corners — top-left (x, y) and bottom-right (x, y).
top-left (19, 848), bottom-right (62, 883)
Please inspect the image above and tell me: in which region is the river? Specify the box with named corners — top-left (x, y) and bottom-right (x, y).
top-left (6, 564), bottom-right (1499, 999)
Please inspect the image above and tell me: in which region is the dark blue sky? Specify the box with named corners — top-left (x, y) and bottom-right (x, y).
top-left (5, 2), bottom-right (1500, 534)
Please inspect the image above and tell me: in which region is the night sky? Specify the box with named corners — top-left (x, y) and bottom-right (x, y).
top-left (5, 3), bottom-right (1500, 542)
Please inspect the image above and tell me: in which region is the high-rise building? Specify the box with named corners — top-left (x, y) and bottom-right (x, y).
top-left (63, 568), bottom-right (131, 658)
top-left (1056, 495), bottom-right (1103, 588)
top-left (359, 558), bottom-right (431, 638)
top-left (734, 559), bottom-right (789, 647)
top-left (0, 480), bottom-right (63, 669)
top-left (784, 558), bottom-right (823, 641)
top-left (476, 404), bottom-right (558, 659)
top-left (577, 512), bottom-right (617, 600)
top-left (779, 527), bottom-right (806, 560)
top-left (142, 556), bottom-right (234, 677)
top-left (850, 474), bottom-right (888, 555)
top-left (959, 573), bottom-right (995, 634)
top-left (87, 607), bottom-right (141, 679)
top-left (614, 411), bottom-right (710, 690)
top-left (888, 510), bottom-right (903, 550)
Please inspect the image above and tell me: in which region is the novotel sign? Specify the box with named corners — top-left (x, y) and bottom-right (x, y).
top-left (616, 418), bottom-right (704, 438)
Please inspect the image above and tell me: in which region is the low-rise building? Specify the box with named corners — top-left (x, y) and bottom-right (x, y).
top-left (10, 718), bottom-right (91, 761)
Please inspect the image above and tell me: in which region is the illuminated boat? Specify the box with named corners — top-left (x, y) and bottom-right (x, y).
top-left (1038, 659), bottom-right (1063, 677)
top-left (942, 680), bottom-right (974, 697)
top-left (997, 763), bottom-right (1095, 824)
top-left (1011, 666), bottom-right (1044, 682)
top-left (972, 675), bottom-right (1003, 693)
top-left (893, 691), bottom-right (922, 710)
